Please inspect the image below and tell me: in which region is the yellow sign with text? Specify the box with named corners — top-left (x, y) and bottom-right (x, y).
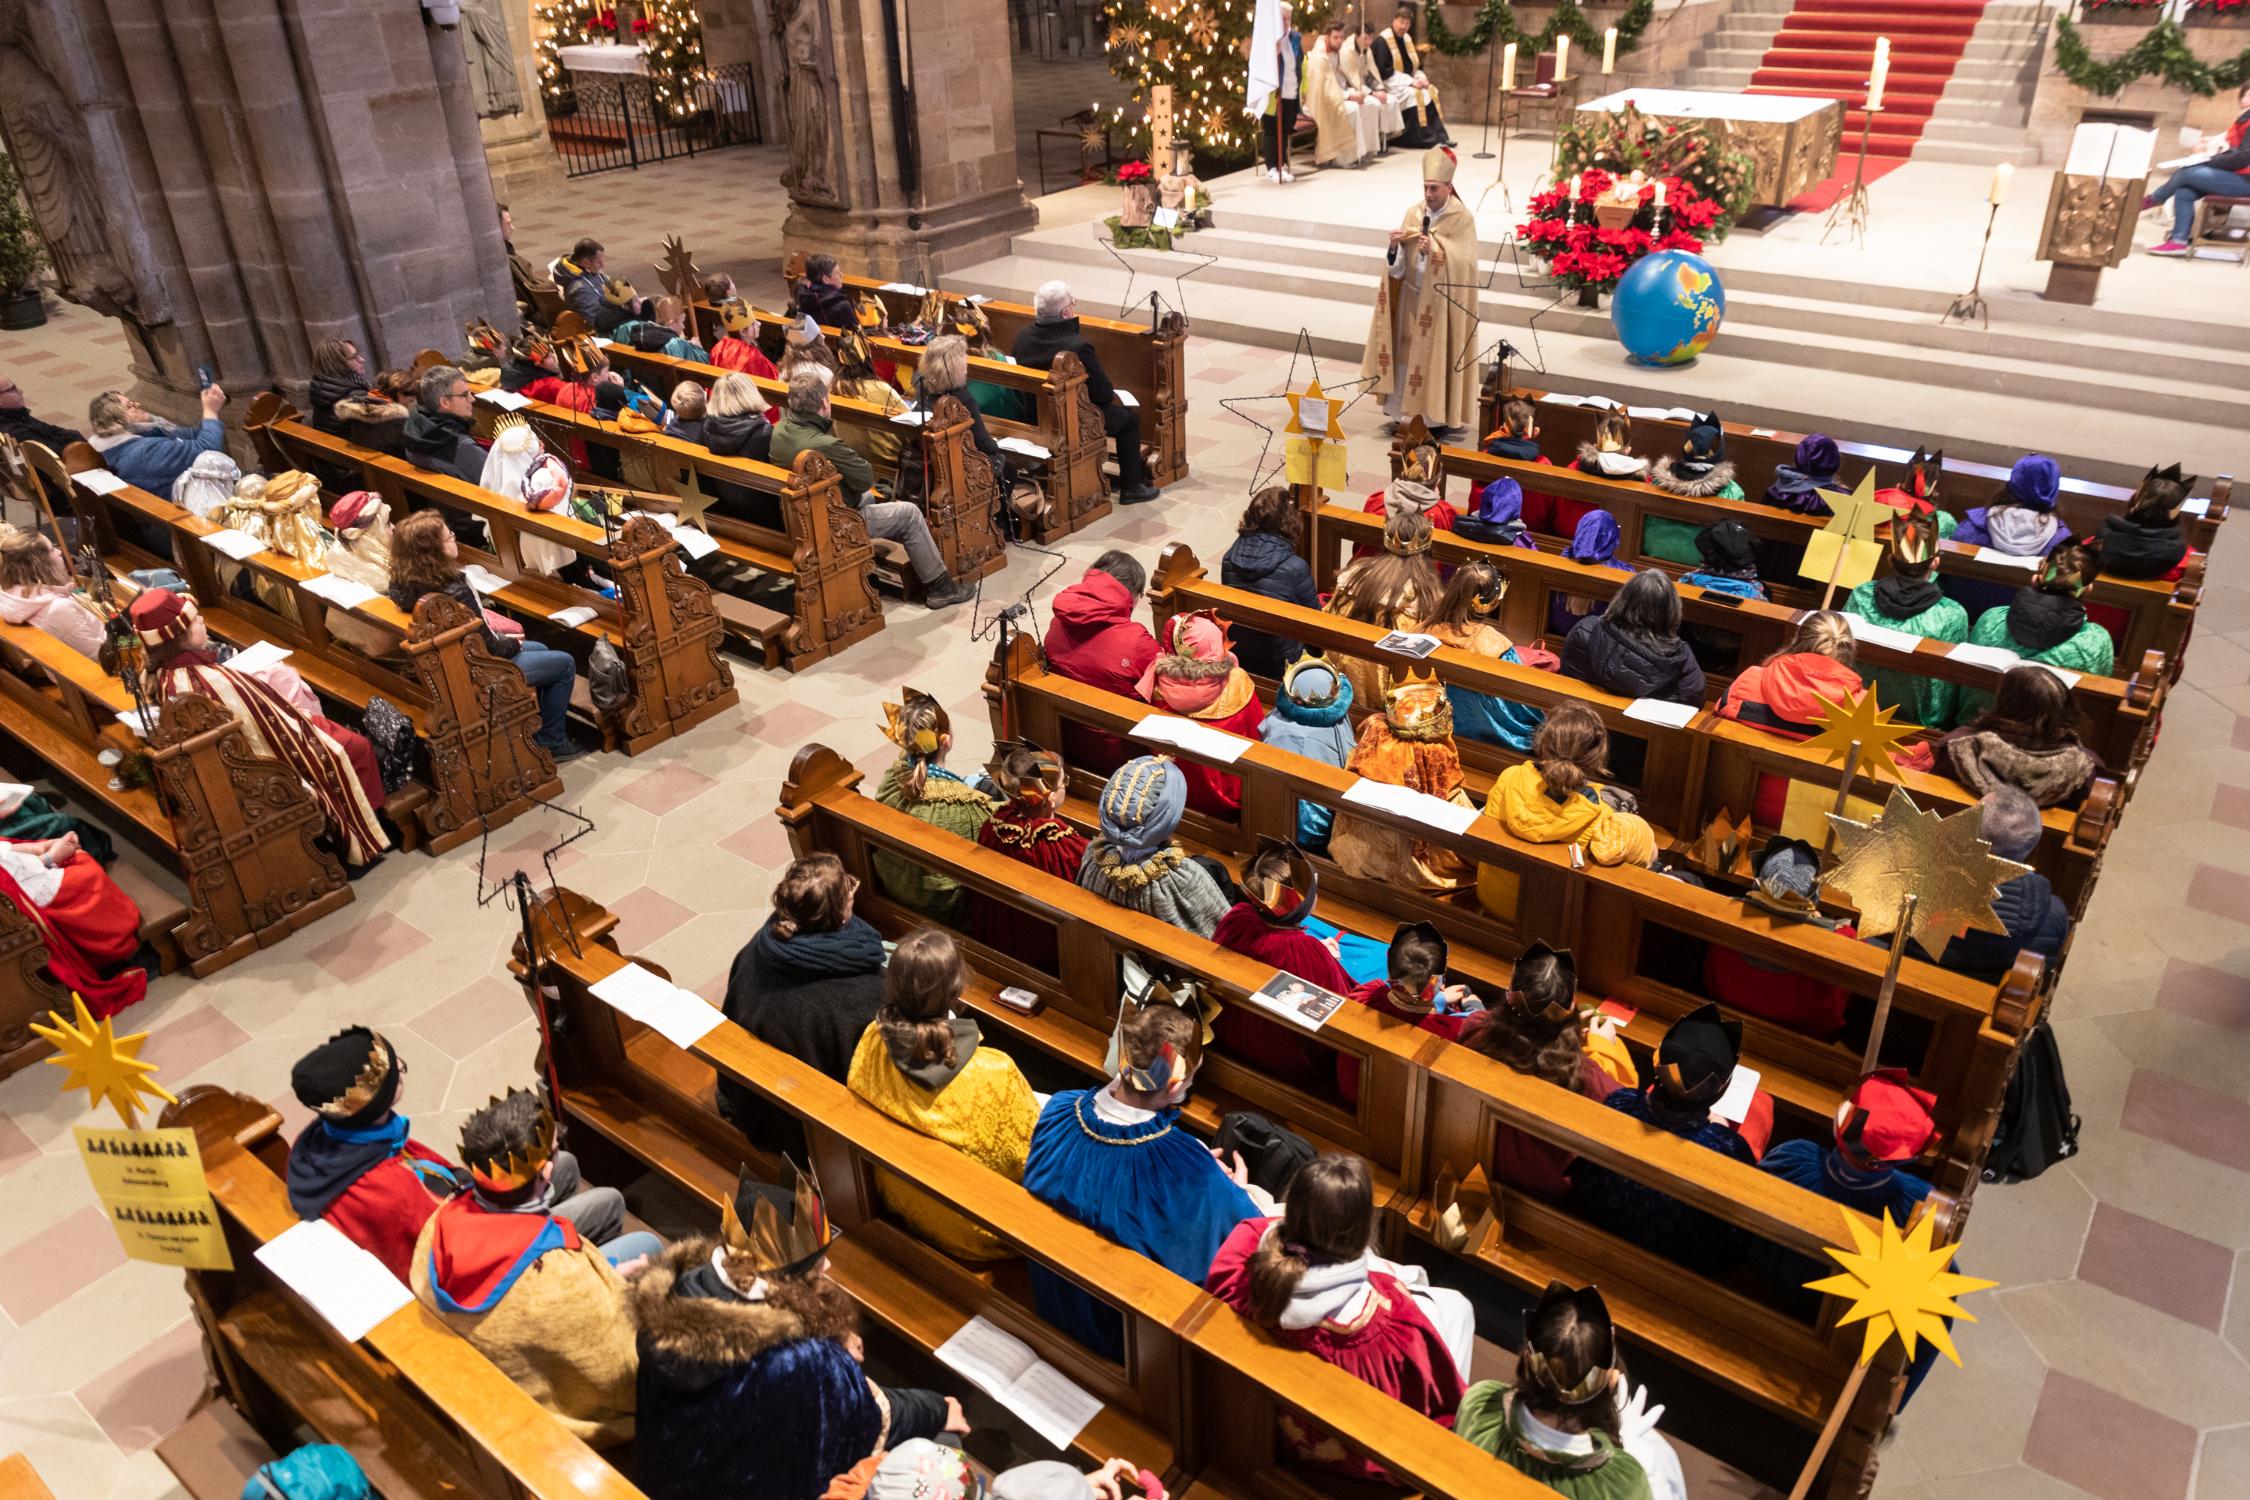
top-left (74, 1125), bottom-right (233, 1271)
top-left (1285, 435), bottom-right (1349, 491)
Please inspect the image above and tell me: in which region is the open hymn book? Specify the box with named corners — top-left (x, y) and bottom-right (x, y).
top-left (934, 1315), bottom-right (1103, 1449)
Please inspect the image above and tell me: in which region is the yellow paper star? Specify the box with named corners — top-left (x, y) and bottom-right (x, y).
top-left (30, 994), bottom-right (177, 1129)
top-left (1825, 786), bottom-right (2031, 955)
top-left (1285, 378), bottom-right (1344, 442)
top-left (1803, 686), bottom-right (1918, 784)
top-left (1799, 470), bottom-right (1885, 593)
top-left (1804, 1208), bottom-right (1996, 1367)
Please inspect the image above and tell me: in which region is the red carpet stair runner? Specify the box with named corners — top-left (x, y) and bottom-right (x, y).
top-left (1749, 0), bottom-right (1988, 208)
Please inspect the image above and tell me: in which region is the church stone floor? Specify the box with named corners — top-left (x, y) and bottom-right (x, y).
top-left (2, 149), bottom-right (2249, 1500)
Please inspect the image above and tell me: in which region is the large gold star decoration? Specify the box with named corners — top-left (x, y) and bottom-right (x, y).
top-left (1803, 687), bottom-right (1919, 784)
top-left (1799, 470), bottom-right (1886, 593)
top-left (1285, 377), bottom-right (1344, 441)
top-left (1826, 786), bottom-right (2030, 955)
top-left (30, 994), bottom-right (177, 1129)
top-left (1805, 1208), bottom-right (1996, 1367)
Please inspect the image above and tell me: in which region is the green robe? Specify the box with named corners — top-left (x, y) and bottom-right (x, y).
top-left (1956, 605), bottom-right (2115, 720)
top-left (872, 762), bottom-right (995, 924)
top-left (1641, 505), bottom-right (1744, 568)
top-left (1457, 1384), bottom-right (1653, 1500)
top-left (1842, 581), bottom-right (1970, 729)
top-left (0, 791), bottom-right (116, 865)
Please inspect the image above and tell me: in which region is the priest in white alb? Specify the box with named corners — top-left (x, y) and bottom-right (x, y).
top-left (1363, 147), bottom-right (1480, 437)
top-left (1307, 17), bottom-right (1382, 169)
top-left (1341, 21), bottom-right (1404, 142)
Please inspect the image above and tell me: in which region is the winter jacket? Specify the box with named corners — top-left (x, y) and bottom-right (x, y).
top-left (89, 419), bottom-right (226, 496)
top-left (2094, 513), bottom-right (2188, 581)
top-left (0, 582), bottom-right (106, 658)
top-left (795, 279), bottom-right (859, 331)
top-left (719, 915), bottom-right (890, 1148)
top-left (611, 320), bottom-right (708, 363)
top-left (770, 409), bottom-right (874, 504)
top-left (308, 373), bottom-right (366, 436)
top-left (695, 409), bottom-right (778, 528)
top-left (873, 762), bottom-right (994, 922)
top-left (1220, 529), bottom-right (1321, 677)
top-left (910, 372), bottom-right (1004, 477)
top-left (1718, 652), bottom-right (1864, 739)
top-left (1427, 620), bottom-right (1546, 752)
top-left (1956, 592), bottom-right (2115, 720)
top-left (389, 573), bottom-right (520, 659)
top-left (1476, 762), bottom-right (1657, 919)
top-left (1260, 667), bottom-right (1357, 849)
top-left (1044, 567), bottom-right (1161, 773)
top-left (1941, 728), bottom-right (2099, 809)
top-left (401, 408), bottom-right (488, 486)
top-left (1011, 315), bottom-right (1122, 408)
top-left (1560, 615), bottom-right (1705, 707)
top-left (1932, 869), bottom-right (2069, 979)
top-left (1842, 579), bottom-right (1970, 729)
top-left (0, 404), bottom-right (85, 453)
top-left (559, 263), bottom-right (629, 333)
top-left (847, 1020), bottom-right (1039, 1261)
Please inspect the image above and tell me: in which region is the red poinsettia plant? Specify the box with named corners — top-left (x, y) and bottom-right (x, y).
top-left (2190, 0), bottom-right (2249, 14)
top-left (1116, 161), bottom-right (1154, 184)
top-left (631, 15), bottom-right (653, 33)
top-left (590, 7), bottom-right (619, 31)
top-left (1519, 168), bottom-right (1717, 298)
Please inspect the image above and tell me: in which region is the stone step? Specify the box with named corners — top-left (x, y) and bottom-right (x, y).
top-left (1911, 136), bottom-right (2045, 166)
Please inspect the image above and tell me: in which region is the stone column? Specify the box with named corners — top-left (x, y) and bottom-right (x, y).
top-left (772, 0), bottom-right (1035, 279)
top-left (475, 0), bottom-right (565, 202)
top-left (0, 0), bottom-right (515, 420)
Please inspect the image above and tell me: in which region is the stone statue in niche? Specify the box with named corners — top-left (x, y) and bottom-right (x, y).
top-left (459, 0), bottom-right (526, 119)
top-left (0, 22), bottom-right (152, 323)
top-left (775, 0), bottom-right (842, 208)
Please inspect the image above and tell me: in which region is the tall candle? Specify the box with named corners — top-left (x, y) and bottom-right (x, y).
top-left (1989, 161), bottom-right (2013, 207)
top-left (1603, 27), bottom-right (1618, 75)
top-left (1867, 37), bottom-right (1889, 111)
top-left (1555, 34), bottom-right (1570, 85)
top-left (1654, 180), bottom-right (1667, 208)
top-left (1501, 41), bottom-right (1517, 93)
top-left (1568, 174), bottom-right (1582, 225)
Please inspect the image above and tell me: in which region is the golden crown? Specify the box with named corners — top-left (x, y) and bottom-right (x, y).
top-left (460, 1088), bottom-right (557, 1193)
top-left (718, 1159), bottom-right (836, 1279)
top-left (881, 686), bottom-right (947, 754)
top-left (1384, 668), bottom-right (1448, 732)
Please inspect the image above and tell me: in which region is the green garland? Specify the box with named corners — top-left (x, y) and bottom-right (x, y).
top-left (1423, 0), bottom-right (1658, 61)
top-left (2053, 16), bottom-right (2250, 97)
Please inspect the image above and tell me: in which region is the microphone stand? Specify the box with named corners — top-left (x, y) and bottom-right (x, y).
top-left (1474, 37), bottom-right (1500, 159)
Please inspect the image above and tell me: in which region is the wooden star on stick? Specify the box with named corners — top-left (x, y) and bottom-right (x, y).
top-left (1805, 1208), bottom-right (1996, 1367)
top-left (657, 235), bottom-right (701, 303)
top-left (30, 994), bottom-right (177, 1129)
top-left (1803, 687), bottom-right (1918, 784)
top-left (1825, 786), bottom-right (2030, 955)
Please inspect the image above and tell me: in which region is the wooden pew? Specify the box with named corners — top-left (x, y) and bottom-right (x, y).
top-left (161, 1085), bottom-right (652, 1500)
top-left (1479, 383), bottom-right (2236, 554)
top-left (244, 407), bottom-right (741, 746)
top-left (985, 633), bottom-right (2041, 1192)
top-left (774, 754), bottom-right (1931, 1495)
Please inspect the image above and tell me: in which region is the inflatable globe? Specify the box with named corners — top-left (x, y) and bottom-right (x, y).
top-left (1610, 250), bottom-right (1725, 368)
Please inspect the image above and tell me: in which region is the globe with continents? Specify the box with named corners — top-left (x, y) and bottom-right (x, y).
top-left (1611, 249), bottom-right (1725, 368)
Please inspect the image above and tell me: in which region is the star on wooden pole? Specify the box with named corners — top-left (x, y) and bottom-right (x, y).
top-left (1799, 469), bottom-right (1886, 608)
top-left (1804, 687), bottom-right (1919, 785)
top-left (30, 994), bottom-right (177, 1129)
top-left (1805, 1207), bottom-right (1996, 1368)
top-left (1825, 786), bottom-right (2029, 956)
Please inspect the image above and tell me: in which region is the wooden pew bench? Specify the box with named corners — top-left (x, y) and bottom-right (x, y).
top-left (771, 755), bottom-right (1928, 1494)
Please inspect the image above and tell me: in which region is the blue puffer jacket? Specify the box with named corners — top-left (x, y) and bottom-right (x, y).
top-left (1221, 529), bottom-right (1321, 678)
top-left (1937, 870), bottom-right (2069, 980)
top-left (89, 419), bottom-right (226, 495)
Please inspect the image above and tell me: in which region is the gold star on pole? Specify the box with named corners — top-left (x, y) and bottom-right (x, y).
top-left (1805, 1208), bottom-right (1996, 1367)
top-left (30, 994), bottom-right (177, 1129)
top-left (1825, 786), bottom-right (2030, 955)
top-left (1284, 377), bottom-right (1343, 441)
top-left (1799, 469), bottom-right (1886, 599)
top-left (1803, 687), bottom-right (1919, 784)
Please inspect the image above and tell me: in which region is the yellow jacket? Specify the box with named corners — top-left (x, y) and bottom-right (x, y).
top-left (847, 1023), bottom-right (1039, 1262)
top-left (1477, 761), bottom-right (1658, 917)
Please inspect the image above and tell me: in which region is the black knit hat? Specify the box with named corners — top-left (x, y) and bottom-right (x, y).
top-left (1696, 518), bottom-right (1757, 574)
top-left (290, 1026), bottom-right (401, 1127)
top-left (1655, 1003), bottom-right (1741, 1107)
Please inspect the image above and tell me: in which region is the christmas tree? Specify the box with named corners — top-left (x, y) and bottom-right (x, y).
top-left (536, 0), bottom-right (708, 119)
top-left (1100, 0), bottom-right (1269, 163)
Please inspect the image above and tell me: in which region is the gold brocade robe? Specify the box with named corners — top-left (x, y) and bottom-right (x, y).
top-left (1362, 196), bottom-right (1480, 430)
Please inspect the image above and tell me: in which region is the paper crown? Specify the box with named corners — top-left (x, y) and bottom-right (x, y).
top-left (952, 299), bottom-right (992, 341)
top-left (835, 326), bottom-right (876, 374)
top-left (1384, 668), bottom-right (1450, 737)
top-left (2132, 461), bottom-right (2197, 517)
top-left (1244, 836), bottom-right (1318, 928)
top-left (719, 1159), bottom-right (837, 1280)
top-left (1906, 446), bottom-right (1943, 503)
top-left (988, 736), bottom-right (1066, 799)
top-left (1119, 1033), bottom-right (1192, 1096)
top-left (1389, 919), bottom-right (1450, 1007)
top-left (2034, 536), bottom-right (2102, 597)
top-left (601, 276), bottom-right (639, 307)
top-left (787, 312), bottom-right (823, 348)
top-left (1889, 507), bottom-right (1939, 568)
top-left (1521, 1281), bottom-right (1618, 1405)
top-left (459, 1087), bottom-right (558, 1193)
top-left (465, 319), bottom-right (507, 357)
top-left (1280, 651), bottom-right (1347, 709)
top-left (306, 1027), bottom-right (399, 1122)
top-left (1398, 440), bottom-right (1441, 487)
top-left (512, 327), bottom-right (554, 368)
top-left (554, 334), bottom-right (601, 379)
top-left (881, 686), bottom-right (948, 754)
top-left (1657, 1002), bottom-right (1742, 1105)
top-left (852, 290), bottom-right (888, 330)
top-left (717, 298), bottom-right (756, 334)
top-left (490, 411), bottom-right (537, 452)
top-left (1500, 941), bottom-right (1577, 1026)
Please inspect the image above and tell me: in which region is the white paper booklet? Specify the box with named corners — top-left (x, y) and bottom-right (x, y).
top-left (1341, 778), bottom-right (1479, 835)
top-left (1132, 714), bottom-right (1251, 764)
top-left (255, 1220), bottom-right (414, 1343)
top-left (227, 640), bottom-right (294, 675)
top-left (589, 962), bottom-right (724, 1050)
top-left (199, 528), bottom-right (268, 561)
top-left (1711, 1065), bottom-right (1762, 1126)
top-left (1622, 698), bottom-right (1698, 729)
top-left (1842, 616), bottom-right (1923, 655)
top-left (935, 1315), bottom-right (1103, 1449)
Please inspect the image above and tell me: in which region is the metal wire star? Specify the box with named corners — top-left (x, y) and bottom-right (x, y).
top-left (1805, 1208), bottom-right (1996, 1367)
top-left (1093, 227), bottom-right (1220, 325)
top-left (1218, 329), bottom-right (1378, 496)
top-left (1825, 787), bottom-right (2030, 955)
top-left (1434, 224), bottom-right (1566, 381)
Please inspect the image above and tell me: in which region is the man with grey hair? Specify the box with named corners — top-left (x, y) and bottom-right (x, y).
top-left (768, 367), bottom-right (974, 609)
top-left (400, 364), bottom-right (497, 545)
top-left (1010, 280), bottom-right (1159, 504)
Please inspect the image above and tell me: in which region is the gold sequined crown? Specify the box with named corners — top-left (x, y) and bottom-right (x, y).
top-left (880, 686), bottom-right (948, 754)
top-left (1384, 668), bottom-right (1450, 736)
top-left (460, 1088), bottom-right (557, 1193)
top-left (315, 1029), bottom-right (397, 1121)
top-left (601, 276), bottom-right (639, 307)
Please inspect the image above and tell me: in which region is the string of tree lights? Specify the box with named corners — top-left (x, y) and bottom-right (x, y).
top-left (1101, 0), bottom-right (1264, 160)
top-left (534, 0), bottom-right (710, 118)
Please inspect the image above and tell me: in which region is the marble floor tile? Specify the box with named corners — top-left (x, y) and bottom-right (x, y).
top-left (2021, 1370), bottom-right (2198, 1500)
top-left (74, 1318), bottom-right (209, 1455)
top-left (2072, 1204), bottom-right (2235, 1333)
top-left (0, 1205), bottom-right (127, 1325)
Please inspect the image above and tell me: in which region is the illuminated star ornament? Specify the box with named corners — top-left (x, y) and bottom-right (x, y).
top-left (30, 994), bottom-right (177, 1128)
top-left (1825, 787), bottom-right (2030, 955)
top-left (1803, 687), bottom-right (1919, 784)
top-left (1805, 1208), bottom-right (1996, 1367)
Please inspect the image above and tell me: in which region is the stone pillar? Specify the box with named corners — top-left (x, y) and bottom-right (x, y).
top-left (474, 0), bottom-right (565, 202)
top-left (773, 0), bottom-right (1035, 279)
top-left (0, 0), bottom-right (515, 420)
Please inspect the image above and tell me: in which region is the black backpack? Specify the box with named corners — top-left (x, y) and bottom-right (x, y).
top-left (1982, 1019), bottom-right (2080, 1183)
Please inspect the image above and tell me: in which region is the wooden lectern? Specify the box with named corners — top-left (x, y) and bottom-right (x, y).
top-left (2037, 112), bottom-right (2157, 305)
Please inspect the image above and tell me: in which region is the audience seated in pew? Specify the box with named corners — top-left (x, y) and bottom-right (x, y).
top-left (611, 295), bottom-right (709, 363)
top-left (1573, 1005), bottom-right (1774, 1278)
top-left (1718, 609), bottom-right (1863, 737)
top-left (1204, 1152), bottom-right (1474, 1485)
top-left (1023, 999), bottom-right (1273, 1360)
top-left (1960, 538), bottom-right (2117, 705)
top-left (1076, 754), bottom-right (1230, 938)
top-left (908, 334), bottom-right (1006, 489)
top-left (968, 740), bottom-right (1087, 974)
top-left (0, 524), bottom-right (105, 657)
top-left (830, 328), bottom-right (911, 467)
top-left (385, 510), bottom-right (582, 761)
top-left (1044, 551), bottom-right (1161, 776)
top-left (1648, 411), bottom-right (1744, 504)
top-left (706, 295), bottom-right (781, 379)
top-left (0, 822), bottom-right (145, 1015)
top-left (1550, 511), bottom-right (1631, 640)
top-left (1480, 400), bottom-right (1567, 540)
top-left (1361, 459), bottom-right (1461, 545)
top-left (86, 384), bottom-right (229, 503)
top-left (1212, 839), bottom-right (1359, 1089)
top-left (1455, 475), bottom-right (1540, 550)
top-left (873, 688), bottom-right (994, 923)
top-left (1259, 654), bottom-right (1357, 852)
top-left (129, 587), bottom-right (391, 867)
top-left (1761, 432), bottom-right (1848, 517)
top-left (1553, 411), bottom-right (1649, 539)
top-left (1703, 839), bottom-right (1854, 1040)
top-left (697, 372), bottom-right (778, 523)
top-left (1138, 609), bottom-right (1263, 817)
top-left (1952, 453), bottom-right (2068, 557)
top-left (479, 416), bottom-right (602, 588)
top-left (663, 380), bottom-right (707, 445)
top-left (284, 1027), bottom-right (463, 1281)
top-left (1678, 517), bottom-right (1766, 601)
top-left (1844, 510), bottom-right (1966, 729)
top-left (1424, 559), bottom-right (1547, 752)
top-left (1902, 787), bottom-right (2069, 980)
top-left (1332, 669), bottom-right (1480, 896)
top-left (1326, 511), bottom-right (1443, 711)
top-left (1461, 945), bottom-right (1640, 1201)
top-left (795, 252), bottom-right (860, 329)
top-left (0, 372), bottom-right (84, 450)
top-left (949, 299), bottom-right (1038, 427)
top-left (1223, 488), bottom-right (1323, 678)
top-left (0, 782), bottom-right (113, 859)
top-left (404, 363), bottom-right (491, 484)
top-left (1919, 666), bottom-right (2104, 811)
top-left (171, 449), bottom-right (242, 521)
top-left (1337, 920), bottom-right (1493, 1108)
top-left (1458, 1281), bottom-right (1686, 1500)
top-left (1477, 704), bottom-right (1660, 919)
top-left (779, 313), bottom-right (838, 387)
top-left (1559, 567), bottom-right (1705, 709)
top-left (410, 1088), bottom-right (662, 1445)
top-left (847, 928), bottom-right (1041, 1263)
top-left (322, 487), bottom-right (393, 591)
top-left (307, 338), bottom-right (409, 452)
top-left (1014, 280), bottom-right (1161, 504)
top-left (2097, 463), bottom-right (2196, 580)
top-left (555, 236), bottom-right (653, 333)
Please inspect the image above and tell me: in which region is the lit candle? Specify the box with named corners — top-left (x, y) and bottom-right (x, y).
top-left (1555, 34), bottom-right (1570, 85)
top-left (1501, 41), bottom-right (1517, 94)
top-left (1867, 37), bottom-right (1888, 111)
top-left (1989, 161), bottom-right (2013, 207)
top-left (1654, 180), bottom-right (1667, 208)
top-left (1603, 27), bottom-right (1618, 75)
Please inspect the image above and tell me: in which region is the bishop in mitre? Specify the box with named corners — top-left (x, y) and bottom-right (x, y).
top-left (1363, 147), bottom-right (1480, 436)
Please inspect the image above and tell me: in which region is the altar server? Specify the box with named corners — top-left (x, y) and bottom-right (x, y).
top-left (1364, 148), bottom-right (1480, 436)
top-left (1370, 5), bottom-right (1453, 149)
top-left (1309, 18), bottom-right (1383, 168)
top-left (1341, 22), bottom-right (1404, 142)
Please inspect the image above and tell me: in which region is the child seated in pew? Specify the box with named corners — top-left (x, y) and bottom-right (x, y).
top-left (1677, 517), bottom-right (1764, 601)
top-left (1476, 704), bottom-right (1660, 921)
top-left (0, 524), bottom-right (105, 658)
top-left (1548, 511), bottom-right (1633, 641)
top-left (1844, 510), bottom-right (1967, 729)
top-left (1646, 412), bottom-right (1742, 509)
top-left (663, 381), bottom-right (707, 445)
top-left (1559, 567), bottom-right (1705, 709)
top-left (1481, 397), bottom-right (1556, 479)
top-left (1331, 670), bottom-right (1480, 896)
top-left (1572, 1005), bottom-right (1774, 1277)
top-left (707, 298), bottom-right (782, 378)
top-left (1916, 665), bottom-right (2103, 811)
top-left (1222, 486), bottom-right (1321, 679)
top-left (1542, 410), bottom-right (1645, 539)
top-left (0, 823), bottom-right (146, 1016)
top-left (1325, 511), bottom-right (1443, 713)
top-left (1703, 838), bottom-right (1853, 1040)
top-left (693, 371), bottom-right (781, 530)
top-left (630, 1163), bottom-right (966, 1500)
top-left (1718, 610), bottom-right (1870, 837)
top-left (1454, 475), bottom-right (1540, 550)
top-left (1213, 839), bottom-right (1359, 1090)
top-left (171, 449), bottom-right (241, 521)
top-left (1761, 432), bottom-right (1847, 517)
top-left (1260, 654), bottom-right (1356, 853)
top-left (609, 295), bottom-right (709, 363)
top-left (1356, 441), bottom-right (1458, 548)
top-left (1024, 998), bottom-right (1273, 1360)
top-left (1137, 609), bottom-right (1264, 818)
top-left (847, 929), bottom-right (1041, 1263)
top-left (2098, 462), bottom-right (2196, 580)
top-left (1046, 551), bottom-right (1162, 777)
top-left (128, 587), bottom-right (392, 867)
top-left (1959, 538), bottom-right (2117, 713)
top-left (1204, 1153), bottom-right (1474, 1484)
top-left (1461, 944), bottom-right (1638, 1200)
top-left (1885, 787), bottom-right (2068, 980)
top-left (969, 740), bottom-right (1087, 974)
top-left (830, 328), bottom-right (912, 469)
top-left (411, 1088), bottom-right (662, 1447)
top-left (1337, 920), bottom-right (1492, 1108)
top-left (1425, 559), bottom-right (1548, 752)
top-left (478, 415), bottom-right (605, 588)
top-left (285, 1028), bottom-right (463, 1281)
top-left (1951, 453), bottom-right (2068, 557)
top-left (1077, 754), bottom-right (1232, 938)
top-left (873, 689), bottom-right (995, 924)
top-left (1458, 1281), bottom-right (1685, 1500)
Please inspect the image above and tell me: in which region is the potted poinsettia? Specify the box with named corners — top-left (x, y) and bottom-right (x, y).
top-left (1520, 168), bottom-right (1720, 305)
top-left (0, 151), bottom-right (48, 331)
top-left (2080, 0), bottom-right (2164, 23)
top-left (2188, 0), bottom-right (2250, 27)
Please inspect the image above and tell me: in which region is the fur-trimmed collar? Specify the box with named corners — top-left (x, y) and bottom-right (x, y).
top-left (1649, 457), bottom-right (1737, 497)
top-left (1576, 443), bottom-right (1648, 479)
top-left (335, 394), bottom-right (409, 425)
top-left (629, 1236), bottom-right (857, 1376)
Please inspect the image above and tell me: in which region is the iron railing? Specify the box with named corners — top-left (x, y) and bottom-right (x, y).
top-left (544, 60), bottom-right (763, 178)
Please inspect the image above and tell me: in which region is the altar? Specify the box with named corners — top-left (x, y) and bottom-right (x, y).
top-left (1579, 88), bottom-right (1843, 208)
